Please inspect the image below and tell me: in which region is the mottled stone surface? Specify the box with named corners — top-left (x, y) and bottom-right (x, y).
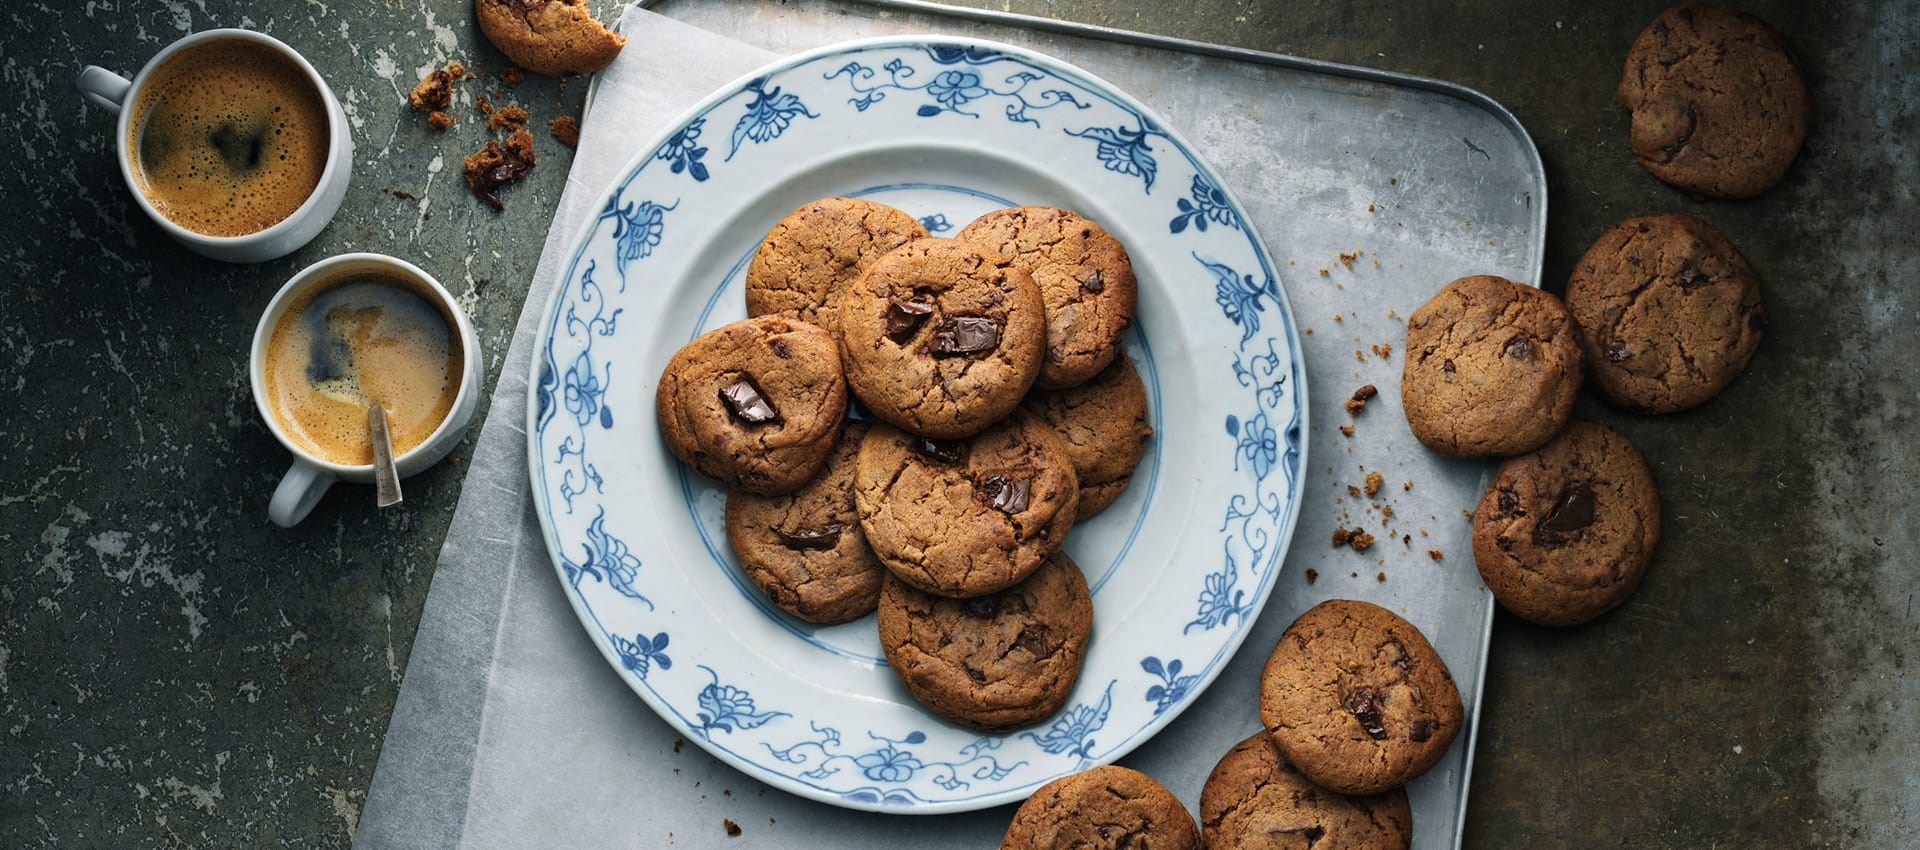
top-left (1, 1), bottom-right (1913, 847)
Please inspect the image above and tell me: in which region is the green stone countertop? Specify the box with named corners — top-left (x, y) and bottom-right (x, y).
top-left (1, 1), bottom-right (1912, 846)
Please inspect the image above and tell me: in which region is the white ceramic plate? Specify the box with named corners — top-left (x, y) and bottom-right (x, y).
top-left (528, 35), bottom-right (1307, 813)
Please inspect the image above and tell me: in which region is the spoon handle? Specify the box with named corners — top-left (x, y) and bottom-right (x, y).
top-left (369, 404), bottom-right (403, 508)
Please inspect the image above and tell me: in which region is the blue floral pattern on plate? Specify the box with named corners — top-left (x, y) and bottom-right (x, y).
top-left (529, 36), bottom-right (1304, 814)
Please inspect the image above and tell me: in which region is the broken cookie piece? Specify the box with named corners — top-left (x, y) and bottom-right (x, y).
top-left (408, 62), bottom-right (467, 113)
top-left (475, 0), bottom-right (626, 77)
top-left (549, 115), bottom-right (580, 147)
top-left (463, 128), bottom-right (537, 210)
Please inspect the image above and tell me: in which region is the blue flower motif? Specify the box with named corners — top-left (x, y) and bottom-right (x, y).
top-left (695, 665), bottom-right (789, 736)
top-left (926, 45), bottom-right (1002, 65)
top-left (1021, 681), bottom-right (1113, 759)
top-left (924, 70), bottom-right (987, 113)
top-left (729, 77), bottom-right (820, 161)
top-left (562, 351), bottom-right (604, 428)
top-left (1171, 174), bottom-right (1241, 234)
top-left (918, 213), bottom-right (952, 233)
top-left (1140, 657), bottom-right (1201, 716)
top-left (855, 733), bottom-right (927, 782)
top-left (604, 197), bottom-right (677, 282)
top-left (654, 118), bottom-right (710, 182)
top-left (1236, 412), bottom-right (1278, 481)
top-left (611, 631), bottom-right (671, 678)
top-left (1188, 562), bottom-right (1248, 632)
top-left (1065, 124), bottom-right (1159, 192)
top-left (1199, 253), bottom-right (1276, 344)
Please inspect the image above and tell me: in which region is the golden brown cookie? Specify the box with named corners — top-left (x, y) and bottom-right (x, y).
top-left (1259, 600), bottom-right (1463, 796)
top-left (724, 422), bottom-right (884, 624)
top-left (957, 206), bottom-right (1137, 389)
top-left (1401, 275), bottom-right (1581, 458)
top-left (1200, 732), bottom-right (1413, 850)
top-left (1472, 421), bottom-right (1662, 627)
top-left (1001, 765), bottom-right (1200, 850)
top-left (838, 238), bottom-right (1045, 439)
top-left (877, 550), bottom-right (1091, 731)
top-left (474, 0), bottom-right (626, 77)
top-left (1021, 354), bottom-right (1153, 520)
top-left (745, 198), bottom-right (928, 332)
top-left (1619, 2), bottom-right (1810, 199)
top-left (852, 416), bottom-right (1077, 598)
top-left (655, 315), bottom-right (846, 496)
top-left (1566, 213), bottom-right (1764, 413)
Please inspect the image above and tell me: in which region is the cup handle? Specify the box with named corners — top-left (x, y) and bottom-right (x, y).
top-left (76, 65), bottom-right (133, 113)
top-left (269, 459), bottom-right (336, 528)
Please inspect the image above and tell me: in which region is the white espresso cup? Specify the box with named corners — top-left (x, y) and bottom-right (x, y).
top-left (251, 254), bottom-right (482, 527)
top-left (76, 29), bottom-right (353, 264)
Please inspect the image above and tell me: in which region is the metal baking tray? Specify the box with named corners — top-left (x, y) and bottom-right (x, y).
top-left (635, 1), bottom-right (1545, 845)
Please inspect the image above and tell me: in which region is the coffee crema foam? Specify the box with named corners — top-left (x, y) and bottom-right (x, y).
top-left (128, 39), bottom-right (330, 238)
top-left (263, 273), bottom-right (462, 467)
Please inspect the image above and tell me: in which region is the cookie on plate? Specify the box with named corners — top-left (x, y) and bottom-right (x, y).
top-left (1021, 353), bottom-right (1153, 520)
top-left (1259, 600), bottom-right (1463, 796)
top-left (957, 206), bottom-right (1137, 389)
top-left (1566, 213), bottom-right (1764, 413)
top-left (1000, 765), bottom-right (1200, 850)
top-left (853, 416), bottom-right (1077, 598)
top-left (745, 198), bottom-right (928, 332)
top-left (655, 315), bottom-right (846, 495)
top-left (838, 238), bottom-right (1046, 438)
top-left (724, 422), bottom-right (885, 624)
top-left (877, 550), bottom-right (1092, 731)
top-left (1401, 275), bottom-right (1581, 458)
top-left (1201, 732), bottom-right (1413, 850)
top-left (474, 0), bottom-right (625, 77)
top-left (1619, 2), bottom-right (1811, 198)
top-left (1472, 421), bottom-right (1662, 627)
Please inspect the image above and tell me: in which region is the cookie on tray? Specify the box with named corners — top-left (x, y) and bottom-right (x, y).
top-left (1259, 600), bottom-right (1463, 796)
top-left (474, 0), bottom-right (626, 77)
top-left (1021, 353), bottom-right (1153, 520)
top-left (1000, 765), bottom-right (1200, 850)
top-left (958, 206), bottom-right (1138, 389)
top-left (1566, 213), bottom-right (1764, 413)
top-left (745, 198), bottom-right (928, 333)
top-left (1201, 732), bottom-right (1413, 850)
top-left (1472, 421), bottom-right (1662, 626)
top-left (1401, 275), bottom-right (1582, 458)
top-left (655, 315), bottom-right (846, 495)
top-left (852, 416), bottom-right (1077, 598)
top-left (877, 550), bottom-right (1092, 731)
top-left (724, 422), bottom-right (885, 624)
top-left (1619, 1), bottom-right (1811, 198)
top-left (838, 238), bottom-right (1045, 439)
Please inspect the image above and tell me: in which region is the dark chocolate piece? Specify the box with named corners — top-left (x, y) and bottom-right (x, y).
top-left (930, 316), bottom-right (1000, 356)
top-left (911, 436), bottom-right (965, 465)
top-left (1081, 269), bottom-right (1103, 293)
top-left (1606, 339), bottom-right (1631, 362)
top-left (1409, 719), bottom-right (1435, 743)
top-left (1539, 484), bottom-right (1596, 536)
top-left (964, 594), bottom-right (999, 618)
top-left (1345, 687), bottom-right (1388, 740)
top-left (772, 523), bottom-right (843, 551)
top-left (884, 294), bottom-right (934, 343)
top-left (719, 378), bottom-right (779, 424)
top-left (976, 475), bottom-right (1030, 513)
top-left (1505, 337), bottom-right (1532, 360)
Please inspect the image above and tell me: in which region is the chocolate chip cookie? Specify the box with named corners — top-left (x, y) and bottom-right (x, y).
top-left (1000, 765), bottom-right (1200, 850)
top-left (744, 198), bottom-right (928, 332)
top-left (1259, 600), bottom-right (1463, 796)
top-left (853, 415), bottom-right (1077, 598)
top-left (724, 422), bottom-right (884, 624)
top-left (655, 315), bottom-right (846, 495)
top-left (1472, 421), bottom-right (1662, 627)
top-left (877, 550), bottom-right (1092, 731)
top-left (1619, 2), bottom-right (1811, 198)
top-left (474, 0), bottom-right (626, 77)
top-left (958, 206), bottom-right (1137, 389)
top-left (1566, 213), bottom-right (1765, 413)
top-left (1021, 353), bottom-right (1153, 520)
top-left (1200, 732), bottom-right (1413, 850)
top-left (839, 238), bottom-right (1046, 438)
top-left (1402, 275), bottom-right (1582, 458)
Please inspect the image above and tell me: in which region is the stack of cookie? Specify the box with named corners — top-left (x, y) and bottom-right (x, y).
top-left (655, 197), bottom-right (1152, 732)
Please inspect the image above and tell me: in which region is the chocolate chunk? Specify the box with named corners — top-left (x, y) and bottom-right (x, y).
top-left (719, 378), bottom-right (778, 423)
top-left (1409, 719), bottom-right (1435, 743)
top-left (769, 338), bottom-right (791, 359)
top-left (1539, 484), bottom-right (1596, 536)
top-left (1013, 627), bottom-right (1051, 658)
top-left (1081, 269), bottom-right (1104, 293)
top-left (1442, 358), bottom-right (1457, 374)
top-left (1606, 339), bottom-right (1631, 362)
top-left (977, 475), bottom-right (1030, 513)
top-left (884, 294), bottom-right (934, 342)
top-left (772, 523), bottom-right (843, 551)
top-left (1497, 489), bottom-right (1520, 514)
top-left (930, 316), bottom-right (1000, 356)
top-left (1505, 337), bottom-right (1532, 360)
top-left (1345, 688), bottom-right (1388, 739)
top-left (1677, 265), bottom-right (1710, 289)
top-left (1351, 384), bottom-right (1378, 402)
top-left (964, 594), bottom-right (999, 618)
top-left (911, 436), bottom-right (965, 465)
top-left (1391, 640), bottom-right (1411, 673)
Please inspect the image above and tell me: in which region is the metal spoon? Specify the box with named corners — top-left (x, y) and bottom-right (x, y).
top-left (369, 403), bottom-right (403, 508)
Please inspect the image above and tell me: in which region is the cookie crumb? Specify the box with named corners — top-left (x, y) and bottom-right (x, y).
top-left (1339, 424), bottom-right (1355, 438)
top-left (1339, 250), bottom-right (1362, 270)
top-left (1403, 479), bottom-right (1413, 491)
top-left (1403, 534), bottom-right (1412, 547)
top-left (407, 63), bottom-right (461, 112)
top-left (1382, 505), bottom-right (1394, 517)
top-left (487, 102), bottom-right (531, 132)
top-left (463, 134), bottom-right (535, 210)
top-left (1346, 484), bottom-right (1362, 498)
top-left (1428, 550), bottom-right (1444, 561)
top-left (550, 115), bottom-right (580, 147)
top-left (1348, 529), bottom-right (1375, 552)
top-left (1364, 471), bottom-right (1383, 496)
top-left (1318, 267), bottom-right (1330, 277)
top-left (1331, 528), bottom-right (1351, 547)
top-left (724, 819), bottom-right (741, 837)
top-left (1371, 343), bottom-right (1393, 359)
top-left (426, 110), bottom-right (454, 131)
top-left (1333, 313), bottom-right (1344, 322)
top-left (673, 738), bottom-right (683, 753)
top-left (1345, 384), bottom-right (1378, 414)
top-left (1376, 571), bottom-right (1386, 582)
top-left (499, 66), bottom-right (526, 86)
top-left (1306, 568), bottom-right (1319, 584)
top-left (1368, 203), bottom-right (1377, 212)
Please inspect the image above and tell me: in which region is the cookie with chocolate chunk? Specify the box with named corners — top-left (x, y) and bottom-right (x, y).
top-left (1200, 732), bottom-right (1412, 850)
top-left (1021, 353), bottom-right (1153, 520)
top-left (839, 238), bottom-right (1045, 439)
top-left (1001, 765), bottom-right (1200, 850)
top-left (1620, 2), bottom-right (1810, 199)
top-left (1259, 600), bottom-right (1463, 796)
top-left (1566, 213), bottom-right (1764, 413)
top-left (655, 315), bottom-right (846, 495)
top-left (853, 416), bottom-right (1076, 598)
top-left (958, 206), bottom-right (1137, 389)
top-left (877, 550), bottom-right (1091, 731)
top-left (745, 198), bottom-right (928, 333)
top-left (1401, 275), bottom-right (1581, 458)
top-left (475, 0), bottom-right (626, 77)
top-left (725, 422), bottom-right (884, 624)
top-left (1472, 421), bottom-right (1662, 626)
